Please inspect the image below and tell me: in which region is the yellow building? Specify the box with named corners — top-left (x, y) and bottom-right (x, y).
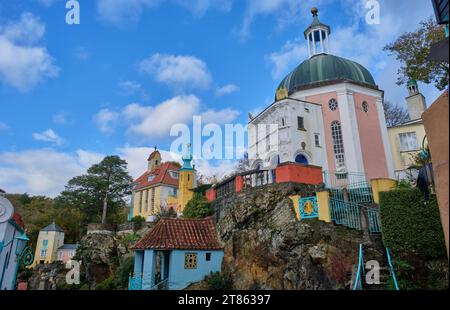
top-left (177, 147), bottom-right (195, 214)
top-left (32, 223), bottom-right (65, 267)
top-left (387, 80), bottom-right (427, 181)
top-left (128, 147), bottom-right (196, 221)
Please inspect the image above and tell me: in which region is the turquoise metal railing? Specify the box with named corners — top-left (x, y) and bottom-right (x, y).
top-left (368, 207), bottom-right (382, 234)
top-left (150, 278), bottom-right (168, 290)
top-left (386, 247), bottom-right (400, 290)
top-left (330, 198), bottom-right (361, 230)
top-left (353, 244), bottom-right (365, 290)
top-left (323, 171), bottom-right (368, 189)
top-left (128, 275), bottom-right (142, 290)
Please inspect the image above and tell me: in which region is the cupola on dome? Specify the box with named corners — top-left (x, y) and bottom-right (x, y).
top-left (275, 8), bottom-right (377, 100)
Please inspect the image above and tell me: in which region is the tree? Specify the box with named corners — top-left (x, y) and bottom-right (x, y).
top-left (235, 152), bottom-right (250, 173)
top-left (56, 156), bottom-right (133, 226)
top-left (183, 193), bottom-right (214, 219)
top-left (383, 100), bottom-right (410, 127)
top-left (384, 18), bottom-right (449, 91)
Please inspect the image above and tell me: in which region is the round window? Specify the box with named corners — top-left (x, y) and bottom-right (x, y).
top-left (362, 101), bottom-right (369, 113)
top-left (329, 99), bottom-right (338, 111)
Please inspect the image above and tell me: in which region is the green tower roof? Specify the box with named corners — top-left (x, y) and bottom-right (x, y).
top-left (276, 54), bottom-right (377, 98)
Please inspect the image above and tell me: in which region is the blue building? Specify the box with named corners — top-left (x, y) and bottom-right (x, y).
top-left (0, 190), bottom-right (33, 290)
top-left (129, 216), bottom-right (224, 290)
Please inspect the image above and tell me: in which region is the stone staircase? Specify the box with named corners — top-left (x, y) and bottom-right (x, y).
top-left (350, 245), bottom-right (396, 290)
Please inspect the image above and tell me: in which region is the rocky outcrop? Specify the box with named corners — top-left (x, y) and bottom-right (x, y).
top-left (27, 263), bottom-right (67, 290)
top-left (216, 183), bottom-right (386, 290)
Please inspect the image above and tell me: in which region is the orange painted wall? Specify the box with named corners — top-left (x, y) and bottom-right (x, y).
top-left (306, 92), bottom-right (340, 173)
top-left (205, 188), bottom-right (217, 202)
top-left (353, 92), bottom-right (389, 179)
top-left (275, 163), bottom-right (323, 185)
top-left (235, 175), bottom-right (244, 192)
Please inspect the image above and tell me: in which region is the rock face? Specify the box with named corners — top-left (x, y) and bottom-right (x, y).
top-left (216, 183), bottom-right (386, 290)
top-left (27, 263), bottom-right (67, 290)
top-left (75, 232), bottom-right (119, 288)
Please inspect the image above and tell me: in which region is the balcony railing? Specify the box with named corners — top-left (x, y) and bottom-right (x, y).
top-left (241, 169), bottom-right (276, 189)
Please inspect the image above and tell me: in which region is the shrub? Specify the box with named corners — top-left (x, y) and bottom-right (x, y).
top-left (205, 272), bottom-right (232, 290)
top-left (115, 256), bottom-right (135, 289)
top-left (379, 188), bottom-right (446, 259)
top-left (155, 208), bottom-right (177, 222)
top-left (130, 216), bottom-right (146, 224)
top-left (95, 276), bottom-right (117, 290)
top-left (183, 193), bottom-right (214, 219)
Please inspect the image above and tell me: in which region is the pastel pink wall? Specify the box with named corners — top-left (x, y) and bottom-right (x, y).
top-left (352, 92), bottom-right (389, 179)
top-left (306, 92), bottom-right (340, 173)
top-left (58, 249), bottom-right (76, 263)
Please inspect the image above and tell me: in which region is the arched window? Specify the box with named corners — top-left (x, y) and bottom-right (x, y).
top-left (295, 154), bottom-right (309, 165)
top-left (331, 121), bottom-right (346, 171)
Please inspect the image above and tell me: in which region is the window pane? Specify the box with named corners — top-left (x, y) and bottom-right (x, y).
top-left (399, 132), bottom-right (418, 151)
top-left (331, 121), bottom-right (346, 171)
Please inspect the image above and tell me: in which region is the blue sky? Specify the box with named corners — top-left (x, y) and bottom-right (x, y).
top-left (0, 0), bottom-right (441, 196)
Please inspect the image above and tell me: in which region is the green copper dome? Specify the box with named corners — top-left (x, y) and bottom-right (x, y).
top-left (276, 54), bottom-right (377, 98)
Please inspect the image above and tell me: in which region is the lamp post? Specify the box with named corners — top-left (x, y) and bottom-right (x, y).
top-left (0, 232), bottom-right (34, 289)
top-left (11, 232), bottom-right (34, 289)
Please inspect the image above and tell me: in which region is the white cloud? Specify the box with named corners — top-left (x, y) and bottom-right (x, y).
top-left (32, 129), bottom-right (66, 146)
top-left (238, 0), bottom-right (327, 39)
top-left (118, 80), bottom-right (150, 100)
top-left (117, 146), bottom-right (181, 178)
top-left (0, 149), bottom-right (104, 197)
top-left (52, 112), bottom-right (67, 125)
top-left (265, 38), bottom-right (307, 79)
top-left (216, 84), bottom-right (240, 96)
top-left (117, 146), bottom-right (235, 181)
top-left (96, 0), bottom-right (160, 25)
top-left (95, 94), bottom-right (240, 138)
top-left (0, 145), bottom-right (238, 197)
top-left (139, 53), bottom-right (212, 91)
top-left (127, 95), bottom-right (201, 137)
top-left (0, 12), bottom-right (59, 91)
top-left (94, 109), bottom-right (120, 134)
top-left (201, 108), bottom-right (240, 124)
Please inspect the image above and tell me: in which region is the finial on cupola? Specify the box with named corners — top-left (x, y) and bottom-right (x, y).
top-left (311, 7), bottom-right (318, 17)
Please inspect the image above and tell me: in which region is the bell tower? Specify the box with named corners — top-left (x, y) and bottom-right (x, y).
top-left (147, 146), bottom-right (161, 172)
top-left (178, 144), bottom-right (195, 213)
top-left (406, 79), bottom-right (427, 120)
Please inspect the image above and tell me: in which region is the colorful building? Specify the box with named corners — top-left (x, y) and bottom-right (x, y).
top-left (0, 190), bottom-right (32, 290)
top-left (129, 216), bottom-right (223, 290)
top-left (32, 223), bottom-right (79, 266)
top-left (129, 147), bottom-right (196, 221)
top-left (248, 8), bottom-right (394, 183)
top-left (57, 244), bottom-right (79, 264)
top-left (387, 80), bottom-right (427, 181)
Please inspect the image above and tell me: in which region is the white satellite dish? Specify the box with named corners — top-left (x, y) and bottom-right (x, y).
top-left (0, 196), bottom-right (14, 223)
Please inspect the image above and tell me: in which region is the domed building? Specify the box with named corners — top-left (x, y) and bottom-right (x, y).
top-left (248, 8), bottom-right (394, 183)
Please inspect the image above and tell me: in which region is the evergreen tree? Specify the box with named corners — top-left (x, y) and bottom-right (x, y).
top-left (55, 156), bottom-right (133, 226)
